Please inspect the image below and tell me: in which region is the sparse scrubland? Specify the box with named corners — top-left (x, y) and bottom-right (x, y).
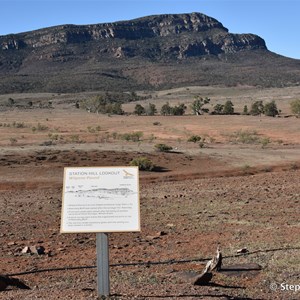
top-left (0, 85), bottom-right (299, 299)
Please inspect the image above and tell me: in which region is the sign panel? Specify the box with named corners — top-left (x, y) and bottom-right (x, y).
top-left (61, 167), bottom-right (140, 233)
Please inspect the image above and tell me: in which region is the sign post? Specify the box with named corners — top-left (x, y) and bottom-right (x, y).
top-left (61, 166), bottom-right (140, 297)
top-left (96, 232), bottom-right (110, 296)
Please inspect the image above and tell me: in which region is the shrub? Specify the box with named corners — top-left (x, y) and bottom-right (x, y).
top-left (12, 121), bottom-right (25, 128)
top-left (121, 131), bottom-right (143, 142)
top-left (154, 143), bottom-right (173, 152)
top-left (243, 105), bottom-right (249, 115)
top-left (187, 135), bottom-right (202, 143)
top-left (264, 101), bottom-right (279, 117)
top-left (223, 100), bottom-right (234, 115)
top-left (134, 104), bottom-right (145, 115)
top-left (32, 123), bottom-right (48, 132)
top-left (130, 157), bottom-right (154, 171)
top-left (290, 99), bottom-right (300, 117)
top-left (213, 103), bottom-right (224, 114)
top-left (230, 130), bottom-right (259, 144)
top-left (191, 96), bottom-right (210, 115)
top-left (9, 137), bottom-right (17, 145)
top-left (261, 137), bottom-right (270, 148)
top-left (250, 101), bottom-right (264, 116)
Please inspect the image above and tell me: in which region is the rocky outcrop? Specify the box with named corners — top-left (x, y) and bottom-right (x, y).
top-left (0, 12), bottom-right (299, 93)
top-left (0, 12), bottom-right (266, 57)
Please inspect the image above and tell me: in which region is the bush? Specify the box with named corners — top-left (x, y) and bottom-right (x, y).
top-left (223, 100), bottom-right (234, 115)
top-left (32, 123), bottom-right (48, 132)
top-left (130, 157), bottom-right (154, 171)
top-left (154, 143), bottom-right (173, 152)
top-left (187, 135), bottom-right (202, 143)
top-left (230, 130), bottom-right (259, 144)
top-left (250, 101), bottom-right (264, 116)
top-left (121, 131), bottom-right (143, 142)
top-left (264, 101), bottom-right (279, 117)
top-left (290, 99), bottom-right (300, 117)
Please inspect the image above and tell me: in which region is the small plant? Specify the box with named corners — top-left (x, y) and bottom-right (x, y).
top-left (48, 133), bottom-right (59, 141)
top-left (153, 121), bottom-right (161, 126)
top-left (241, 164), bottom-right (251, 174)
top-left (230, 130), bottom-right (259, 144)
top-left (148, 134), bottom-right (156, 143)
top-left (121, 132), bottom-right (143, 142)
top-left (9, 137), bottom-right (17, 145)
top-left (111, 132), bottom-right (118, 139)
top-left (187, 135), bottom-right (202, 143)
top-left (87, 125), bottom-right (101, 133)
top-left (12, 121), bottom-right (25, 128)
top-left (199, 141), bottom-right (205, 148)
top-left (290, 163), bottom-right (298, 171)
top-left (32, 123), bottom-right (48, 132)
top-left (130, 157), bottom-right (154, 171)
top-left (69, 134), bottom-right (80, 143)
top-left (261, 137), bottom-right (270, 148)
top-left (154, 143), bottom-right (173, 152)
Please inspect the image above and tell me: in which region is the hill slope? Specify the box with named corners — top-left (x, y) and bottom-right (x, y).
top-left (0, 12), bottom-right (299, 93)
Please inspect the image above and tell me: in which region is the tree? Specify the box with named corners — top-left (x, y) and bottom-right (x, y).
top-left (213, 104), bottom-right (224, 115)
top-left (264, 101), bottom-right (279, 117)
top-left (81, 95), bottom-right (107, 113)
top-left (109, 102), bottom-right (124, 115)
top-left (223, 100), bottom-right (234, 115)
top-left (146, 103), bottom-right (157, 116)
top-left (81, 95), bottom-right (124, 114)
top-left (290, 99), bottom-right (300, 117)
top-left (160, 102), bottom-right (172, 115)
top-left (190, 96), bottom-right (210, 115)
top-left (7, 98), bottom-right (15, 107)
top-left (171, 103), bottom-right (186, 115)
top-left (134, 104), bottom-right (145, 115)
top-left (243, 105), bottom-right (248, 115)
top-left (250, 101), bottom-right (264, 116)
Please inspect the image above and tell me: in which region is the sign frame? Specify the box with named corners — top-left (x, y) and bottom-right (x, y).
top-left (60, 166), bottom-right (140, 233)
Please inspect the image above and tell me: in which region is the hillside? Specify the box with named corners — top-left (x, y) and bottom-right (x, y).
top-left (0, 12), bottom-right (300, 93)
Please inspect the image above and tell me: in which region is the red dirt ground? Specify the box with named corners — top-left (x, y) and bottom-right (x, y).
top-left (0, 107), bottom-right (299, 300)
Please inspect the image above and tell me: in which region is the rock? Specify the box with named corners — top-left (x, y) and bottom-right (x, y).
top-left (7, 242), bottom-right (17, 246)
top-left (21, 246), bottom-right (30, 254)
top-left (237, 247), bottom-right (249, 254)
top-left (21, 245), bottom-right (45, 255)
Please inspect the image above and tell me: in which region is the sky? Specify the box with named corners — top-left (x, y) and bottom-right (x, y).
top-left (0, 0), bottom-right (299, 59)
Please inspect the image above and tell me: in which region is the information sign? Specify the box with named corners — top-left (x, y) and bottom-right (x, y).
top-left (61, 166), bottom-right (140, 233)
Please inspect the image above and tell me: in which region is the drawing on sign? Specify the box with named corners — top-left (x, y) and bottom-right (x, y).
top-left (65, 186), bottom-right (136, 200)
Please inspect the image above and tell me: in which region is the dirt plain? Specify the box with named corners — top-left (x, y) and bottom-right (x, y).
top-left (0, 86), bottom-right (300, 300)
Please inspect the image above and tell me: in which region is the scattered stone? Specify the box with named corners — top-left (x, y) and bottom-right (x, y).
top-left (21, 245), bottom-right (45, 255)
top-left (7, 241), bottom-right (17, 246)
top-left (157, 231), bottom-right (167, 236)
top-left (237, 247), bottom-right (248, 254)
top-left (21, 246), bottom-right (30, 254)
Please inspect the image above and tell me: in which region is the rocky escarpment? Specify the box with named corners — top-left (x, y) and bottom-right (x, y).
top-left (0, 12), bottom-right (266, 58)
top-left (0, 12), bottom-right (299, 93)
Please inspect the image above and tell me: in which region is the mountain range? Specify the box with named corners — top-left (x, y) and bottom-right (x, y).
top-left (0, 12), bottom-right (299, 93)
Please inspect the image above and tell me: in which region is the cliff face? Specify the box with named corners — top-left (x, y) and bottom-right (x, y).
top-left (0, 12), bottom-right (266, 57)
top-left (0, 12), bottom-right (298, 93)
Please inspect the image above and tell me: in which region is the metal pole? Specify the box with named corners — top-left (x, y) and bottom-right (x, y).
top-left (96, 232), bottom-right (110, 296)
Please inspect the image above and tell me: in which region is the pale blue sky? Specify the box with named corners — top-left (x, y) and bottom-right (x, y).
top-left (1, 0), bottom-right (299, 59)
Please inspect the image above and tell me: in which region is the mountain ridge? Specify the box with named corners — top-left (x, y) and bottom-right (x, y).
top-left (0, 12), bottom-right (299, 93)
